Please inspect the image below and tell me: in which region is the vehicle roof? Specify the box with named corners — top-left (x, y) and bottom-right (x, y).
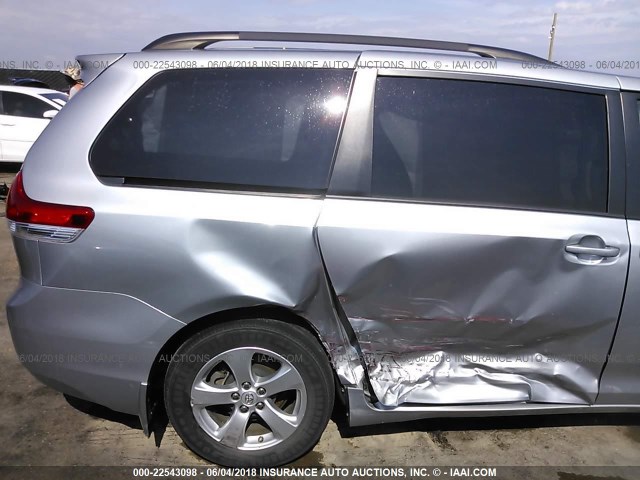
top-left (618, 75), bottom-right (640, 91)
top-left (122, 48), bottom-right (625, 91)
top-left (0, 85), bottom-right (67, 96)
top-left (142, 31), bottom-right (549, 63)
top-left (81, 31), bottom-right (640, 92)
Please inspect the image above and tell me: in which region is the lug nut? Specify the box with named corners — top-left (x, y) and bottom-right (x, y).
top-left (242, 382), bottom-right (251, 390)
top-left (257, 387), bottom-right (266, 396)
top-left (258, 436), bottom-right (264, 443)
top-left (239, 405), bottom-right (249, 413)
top-left (231, 392), bottom-right (240, 401)
top-left (256, 402), bottom-right (264, 410)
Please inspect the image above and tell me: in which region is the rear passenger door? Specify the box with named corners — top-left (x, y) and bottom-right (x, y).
top-left (317, 68), bottom-right (629, 407)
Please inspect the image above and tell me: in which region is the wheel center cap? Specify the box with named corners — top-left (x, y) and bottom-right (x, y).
top-left (242, 392), bottom-right (256, 406)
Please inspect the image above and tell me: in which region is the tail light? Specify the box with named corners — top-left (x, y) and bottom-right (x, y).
top-left (6, 171), bottom-right (94, 243)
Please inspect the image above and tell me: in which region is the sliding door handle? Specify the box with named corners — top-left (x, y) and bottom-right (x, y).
top-left (565, 244), bottom-right (620, 258)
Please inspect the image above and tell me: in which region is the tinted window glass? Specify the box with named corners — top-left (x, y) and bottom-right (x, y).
top-left (91, 68), bottom-right (352, 192)
top-left (371, 77), bottom-right (608, 213)
top-left (1, 92), bottom-right (51, 118)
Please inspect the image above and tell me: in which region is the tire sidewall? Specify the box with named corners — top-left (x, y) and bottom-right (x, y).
top-left (165, 320), bottom-right (334, 466)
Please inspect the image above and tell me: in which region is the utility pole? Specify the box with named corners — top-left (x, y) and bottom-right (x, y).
top-left (548, 13), bottom-right (558, 61)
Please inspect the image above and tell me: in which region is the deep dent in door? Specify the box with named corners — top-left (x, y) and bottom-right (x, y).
top-left (316, 200), bottom-right (628, 407)
top-left (332, 264), bottom-right (612, 407)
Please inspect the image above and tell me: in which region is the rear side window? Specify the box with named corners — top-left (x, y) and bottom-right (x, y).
top-left (1, 92), bottom-right (51, 118)
top-left (91, 68), bottom-right (352, 192)
top-left (371, 77), bottom-right (609, 213)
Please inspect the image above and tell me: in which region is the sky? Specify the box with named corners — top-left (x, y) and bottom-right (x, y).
top-left (0, 0), bottom-right (639, 76)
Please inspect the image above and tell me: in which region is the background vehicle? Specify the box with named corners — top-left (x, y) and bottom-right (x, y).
top-left (5, 32), bottom-right (640, 466)
top-left (0, 85), bottom-right (67, 163)
top-left (9, 77), bottom-right (51, 89)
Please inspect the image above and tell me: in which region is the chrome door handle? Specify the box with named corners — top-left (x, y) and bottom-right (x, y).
top-left (565, 244), bottom-right (620, 257)
top-left (0, 123), bottom-right (15, 126)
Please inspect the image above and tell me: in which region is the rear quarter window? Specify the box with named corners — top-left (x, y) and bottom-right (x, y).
top-left (91, 68), bottom-right (353, 193)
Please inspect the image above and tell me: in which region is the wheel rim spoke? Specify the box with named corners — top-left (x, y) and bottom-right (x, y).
top-left (220, 349), bottom-right (256, 386)
top-left (191, 381), bottom-right (236, 407)
top-left (190, 347), bottom-right (308, 450)
top-left (256, 364), bottom-right (304, 396)
top-left (215, 408), bottom-right (250, 448)
top-left (257, 399), bottom-right (299, 439)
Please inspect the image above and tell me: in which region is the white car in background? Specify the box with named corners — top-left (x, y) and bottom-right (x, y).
top-left (0, 85), bottom-right (68, 163)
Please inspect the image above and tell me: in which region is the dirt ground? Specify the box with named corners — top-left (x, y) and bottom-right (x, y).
top-left (1, 166), bottom-right (640, 479)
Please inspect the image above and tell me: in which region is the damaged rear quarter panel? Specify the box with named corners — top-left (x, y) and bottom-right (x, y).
top-left (36, 188), bottom-right (363, 387)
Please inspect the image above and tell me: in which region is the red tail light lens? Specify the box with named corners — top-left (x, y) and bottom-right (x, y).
top-left (6, 171), bottom-right (95, 229)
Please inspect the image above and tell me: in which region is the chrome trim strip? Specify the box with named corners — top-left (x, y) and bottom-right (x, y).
top-left (8, 220), bottom-right (83, 243)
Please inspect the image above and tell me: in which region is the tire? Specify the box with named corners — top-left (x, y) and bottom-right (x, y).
top-left (164, 318), bottom-right (335, 466)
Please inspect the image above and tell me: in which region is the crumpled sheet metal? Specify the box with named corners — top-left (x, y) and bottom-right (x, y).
top-left (364, 349), bottom-right (594, 407)
top-left (347, 298), bottom-right (608, 407)
top-left (317, 201), bottom-right (627, 408)
top-left (325, 341), bottom-right (366, 387)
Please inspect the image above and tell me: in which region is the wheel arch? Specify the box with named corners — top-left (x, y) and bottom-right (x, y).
top-left (143, 304), bottom-right (337, 437)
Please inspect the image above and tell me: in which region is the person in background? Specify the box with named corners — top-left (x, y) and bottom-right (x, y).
top-left (63, 65), bottom-right (84, 98)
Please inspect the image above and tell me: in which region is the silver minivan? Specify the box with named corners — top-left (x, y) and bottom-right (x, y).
top-left (5, 31), bottom-right (640, 467)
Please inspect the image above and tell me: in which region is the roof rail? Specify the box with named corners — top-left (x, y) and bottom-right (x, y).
top-left (142, 31), bottom-right (550, 64)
